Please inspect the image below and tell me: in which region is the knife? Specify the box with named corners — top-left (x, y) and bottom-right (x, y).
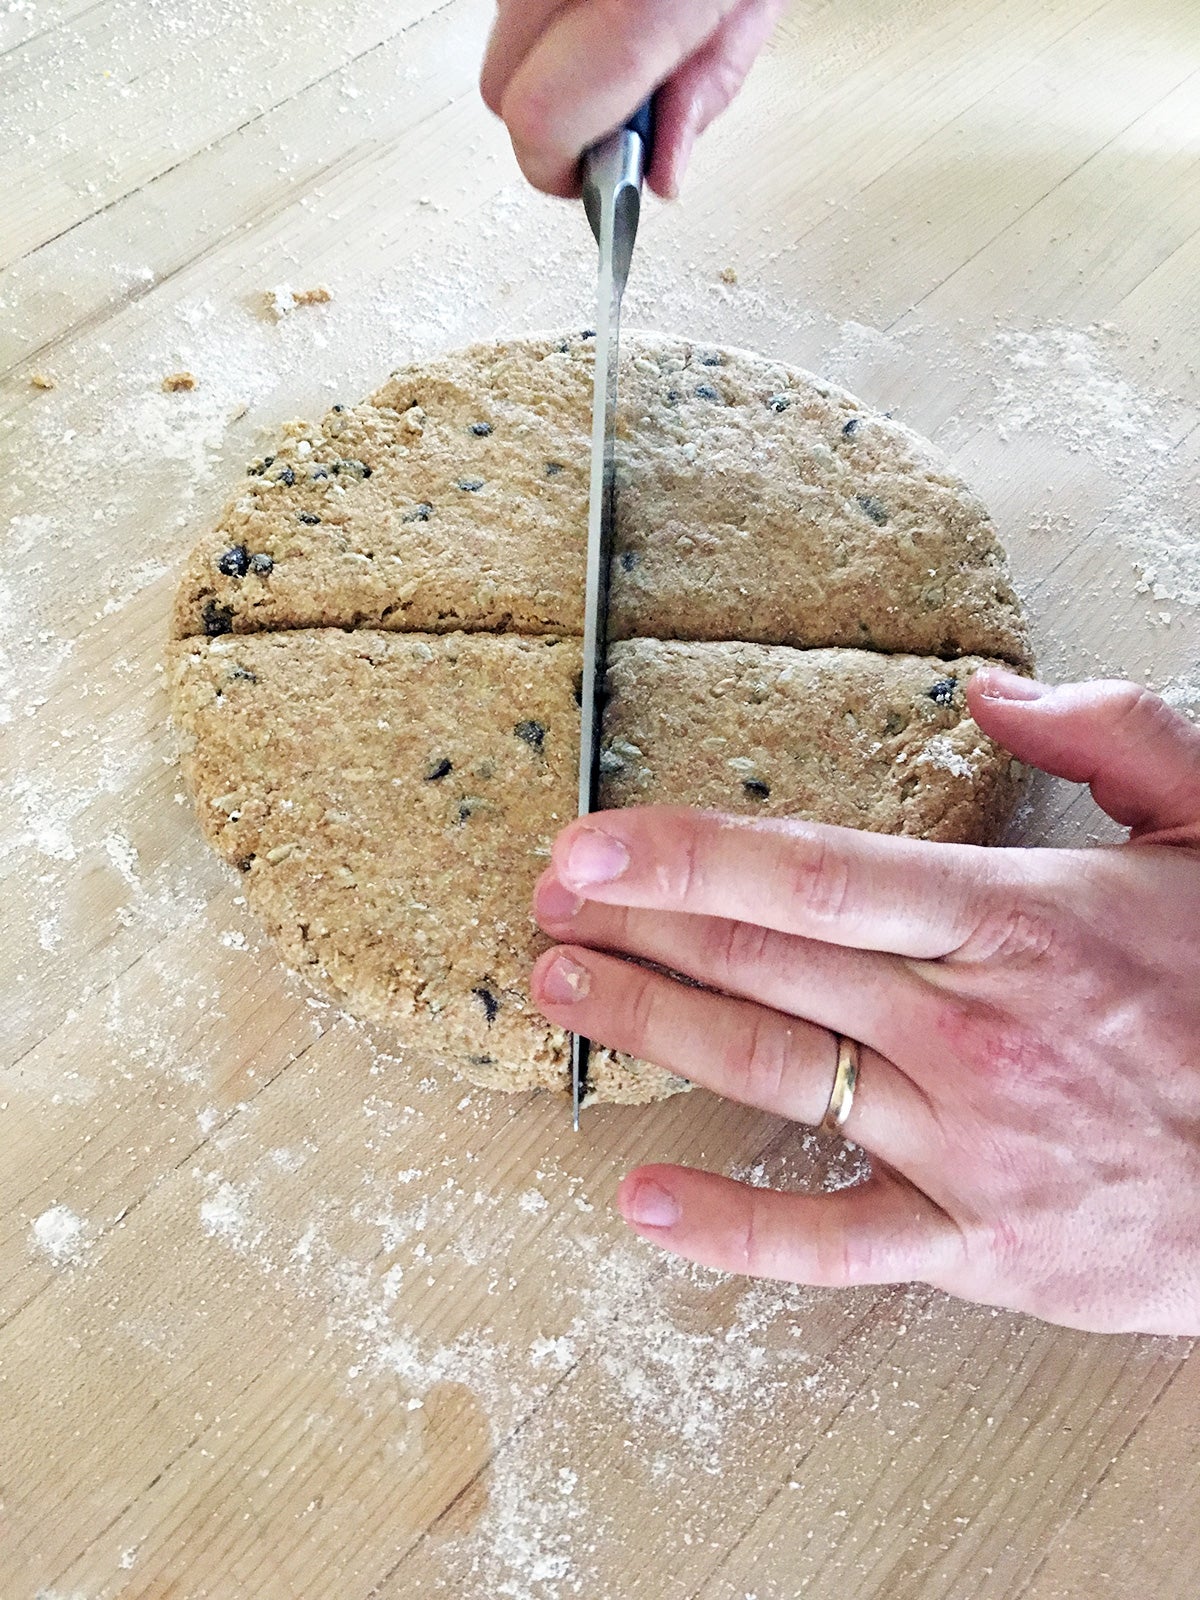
top-left (571, 100), bottom-right (654, 1130)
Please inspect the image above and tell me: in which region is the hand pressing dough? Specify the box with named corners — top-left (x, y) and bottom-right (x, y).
top-left (169, 334), bottom-right (1030, 1105)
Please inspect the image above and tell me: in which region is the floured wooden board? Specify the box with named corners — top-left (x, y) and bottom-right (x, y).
top-left (2, 0), bottom-right (1199, 1597)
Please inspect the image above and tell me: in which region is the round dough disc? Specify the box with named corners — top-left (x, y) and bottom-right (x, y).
top-left (169, 333), bottom-right (1031, 1105)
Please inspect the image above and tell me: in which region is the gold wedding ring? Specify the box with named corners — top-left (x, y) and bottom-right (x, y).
top-left (820, 1035), bottom-right (860, 1135)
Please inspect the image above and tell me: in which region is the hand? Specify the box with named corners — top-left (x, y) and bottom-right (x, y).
top-left (529, 668), bottom-right (1200, 1335)
top-left (480, 0), bottom-right (785, 197)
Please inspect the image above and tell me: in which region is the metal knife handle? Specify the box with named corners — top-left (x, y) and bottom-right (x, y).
top-left (582, 95), bottom-right (655, 185)
top-left (581, 96), bottom-right (655, 286)
top-left (624, 94), bottom-right (655, 153)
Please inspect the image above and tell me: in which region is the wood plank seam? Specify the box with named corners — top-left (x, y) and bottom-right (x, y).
top-left (1, 0), bottom-right (462, 277)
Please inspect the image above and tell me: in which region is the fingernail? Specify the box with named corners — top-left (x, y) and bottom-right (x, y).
top-left (563, 828), bottom-right (629, 888)
top-left (539, 952), bottom-right (591, 1005)
top-left (535, 875), bottom-right (583, 924)
top-left (625, 1179), bottom-right (681, 1229)
top-left (978, 667), bottom-right (1047, 702)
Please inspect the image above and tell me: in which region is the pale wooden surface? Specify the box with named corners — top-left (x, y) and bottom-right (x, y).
top-left (2, 0), bottom-right (1199, 1595)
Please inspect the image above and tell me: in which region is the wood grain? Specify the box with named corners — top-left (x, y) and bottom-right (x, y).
top-left (2, 0), bottom-right (1198, 1596)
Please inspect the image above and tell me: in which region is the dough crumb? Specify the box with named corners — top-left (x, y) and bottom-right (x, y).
top-left (719, 265), bottom-right (738, 285)
top-left (30, 371), bottom-right (56, 390)
top-left (162, 371), bottom-right (197, 392)
top-left (265, 283), bottom-right (332, 318)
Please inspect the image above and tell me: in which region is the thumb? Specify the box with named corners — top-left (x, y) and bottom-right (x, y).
top-left (967, 668), bottom-right (1200, 840)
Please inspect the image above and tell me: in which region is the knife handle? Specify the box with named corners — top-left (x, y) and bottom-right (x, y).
top-left (624, 95), bottom-right (655, 158)
top-left (581, 94), bottom-right (656, 256)
top-left (582, 94), bottom-right (656, 174)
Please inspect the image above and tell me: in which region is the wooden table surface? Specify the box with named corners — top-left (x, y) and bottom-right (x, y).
top-left (3, 1), bottom-right (1199, 1596)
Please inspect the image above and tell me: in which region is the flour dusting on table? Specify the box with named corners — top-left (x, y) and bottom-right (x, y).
top-left (4, 128), bottom-right (1197, 1599)
top-left (176, 1098), bottom-right (853, 1599)
top-left (31, 1205), bottom-right (87, 1265)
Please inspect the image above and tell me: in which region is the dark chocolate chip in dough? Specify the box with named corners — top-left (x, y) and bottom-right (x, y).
top-left (218, 545), bottom-right (249, 577)
top-left (472, 985), bottom-right (500, 1024)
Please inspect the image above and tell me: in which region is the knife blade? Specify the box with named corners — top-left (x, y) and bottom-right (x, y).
top-left (572, 102), bottom-right (653, 1130)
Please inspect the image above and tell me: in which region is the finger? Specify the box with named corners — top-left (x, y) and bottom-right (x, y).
top-left (548, 806), bottom-right (1034, 959)
top-left (617, 1163), bottom-right (964, 1287)
top-left (969, 670), bottom-right (1200, 841)
top-left (531, 944), bottom-right (938, 1163)
top-left (645, 0), bottom-right (784, 197)
top-left (498, 0), bottom-right (741, 196)
top-left (533, 867), bottom-right (939, 1064)
top-left (480, 0), bottom-right (572, 122)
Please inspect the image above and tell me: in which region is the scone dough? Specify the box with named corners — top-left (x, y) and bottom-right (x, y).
top-left (169, 333), bottom-right (1031, 1104)
top-left (172, 332), bottom-right (1029, 662)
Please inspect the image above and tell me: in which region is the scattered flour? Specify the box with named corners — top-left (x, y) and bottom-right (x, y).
top-left (269, 1145), bottom-right (306, 1172)
top-left (102, 831), bottom-right (140, 888)
top-left (31, 1205), bottom-right (86, 1264)
top-left (472, 1439), bottom-right (587, 1599)
top-left (819, 317), bottom-right (904, 380)
top-left (989, 324), bottom-right (1171, 459)
top-left (199, 1180), bottom-right (251, 1242)
top-left (916, 735), bottom-right (976, 780)
top-left (529, 1336), bottom-right (576, 1372)
top-left (1157, 672), bottom-right (1200, 722)
top-left (190, 1141), bottom-right (836, 1599)
top-left (567, 1236), bottom-right (820, 1474)
top-left (987, 321), bottom-right (1199, 611)
top-left (1122, 499), bottom-right (1200, 609)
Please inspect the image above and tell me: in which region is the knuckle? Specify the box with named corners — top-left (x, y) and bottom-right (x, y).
top-left (1097, 680), bottom-right (1200, 777)
top-left (611, 902), bottom-right (640, 949)
top-left (499, 80), bottom-right (558, 159)
top-left (970, 901), bottom-right (1059, 965)
top-left (953, 869), bottom-right (1068, 966)
top-left (528, 0), bottom-right (649, 108)
top-left (602, 0), bottom-right (654, 67)
top-left (788, 829), bottom-right (852, 925)
top-left (813, 1207), bottom-right (862, 1287)
top-left (988, 1214), bottom-right (1022, 1274)
top-left (702, 51), bottom-right (749, 115)
top-left (737, 1191), bottom-right (789, 1282)
top-left (727, 1007), bottom-right (789, 1106)
top-left (479, 69), bottom-right (503, 117)
top-left (1103, 678), bottom-right (1166, 733)
top-left (625, 967), bottom-right (662, 1055)
top-left (703, 915), bottom-right (773, 987)
top-left (668, 816), bottom-right (703, 905)
top-left (478, 40), bottom-right (507, 117)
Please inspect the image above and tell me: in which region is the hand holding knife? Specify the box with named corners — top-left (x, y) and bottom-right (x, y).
top-left (572, 100), bottom-right (655, 1130)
